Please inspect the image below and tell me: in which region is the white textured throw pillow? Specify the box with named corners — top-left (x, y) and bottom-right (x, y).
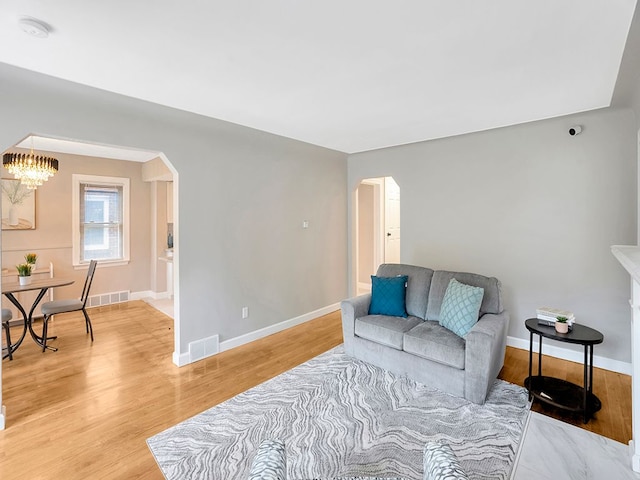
top-left (439, 278), bottom-right (484, 338)
top-left (423, 441), bottom-right (469, 480)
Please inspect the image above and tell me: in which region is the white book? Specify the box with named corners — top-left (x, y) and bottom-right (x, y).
top-left (537, 313), bottom-right (575, 322)
top-left (536, 306), bottom-right (575, 319)
top-left (536, 314), bottom-right (575, 326)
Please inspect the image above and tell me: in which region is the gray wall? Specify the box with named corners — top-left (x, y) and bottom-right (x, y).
top-left (348, 107), bottom-right (637, 364)
top-left (0, 63), bottom-right (348, 354)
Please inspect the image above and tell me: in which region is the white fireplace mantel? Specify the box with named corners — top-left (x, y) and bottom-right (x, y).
top-left (611, 245), bottom-right (640, 472)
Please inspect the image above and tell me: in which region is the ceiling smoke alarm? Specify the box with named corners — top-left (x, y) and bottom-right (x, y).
top-left (18, 17), bottom-right (50, 38)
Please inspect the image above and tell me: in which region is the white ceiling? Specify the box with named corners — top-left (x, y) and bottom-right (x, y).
top-left (0, 1), bottom-right (637, 154)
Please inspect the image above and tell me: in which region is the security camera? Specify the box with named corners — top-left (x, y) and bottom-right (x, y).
top-left (569, 125), bottom-right (582, 136)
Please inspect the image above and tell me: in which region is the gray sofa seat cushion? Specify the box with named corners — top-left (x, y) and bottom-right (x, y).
top-left (403, 321), bottom-right (466, 369)
top-left (376, 264), bottom-right (434, 319)
top-left (355, 315), bottom-right (423, 350)
top-left (426, 270), bottom-right (502, 322)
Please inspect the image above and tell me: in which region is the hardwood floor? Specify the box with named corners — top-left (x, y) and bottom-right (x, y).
top-left (0, 302), bottom-right (631, 478)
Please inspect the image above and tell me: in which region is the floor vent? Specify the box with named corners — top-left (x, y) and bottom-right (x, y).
top-left (88, 290), bottom-right (130, 308)
top-left (189, 334), bottom-right (220, 363)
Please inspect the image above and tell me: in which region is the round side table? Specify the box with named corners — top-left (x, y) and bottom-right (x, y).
top-left (524, 318), bottom-right (603, 423)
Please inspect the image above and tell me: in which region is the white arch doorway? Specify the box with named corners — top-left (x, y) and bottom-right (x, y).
top-left (0, 135), bottom-right (180, 429)
top-left (355, 176), bottom-right (400, 295)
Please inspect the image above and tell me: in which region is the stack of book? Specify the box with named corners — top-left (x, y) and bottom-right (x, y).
top-left (536, 306), bottom-right (575, 327)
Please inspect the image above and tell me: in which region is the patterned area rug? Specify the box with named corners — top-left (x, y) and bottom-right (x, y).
top-left (147, 346), bottom-right (530, 480)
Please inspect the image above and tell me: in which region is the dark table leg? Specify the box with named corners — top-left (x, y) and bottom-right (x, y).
top-left (528, 331), bottom-right (533, 399)
top-left (537, 333), bottom-right (542, 376)
top-left (589, 345), bottom-right (594, 395)
top-left (583, 344), bottom-right (588, 423)
top-left (4, 288), bottom-right (57, 352)
top-left (3, 293), bottom-right (29, 356)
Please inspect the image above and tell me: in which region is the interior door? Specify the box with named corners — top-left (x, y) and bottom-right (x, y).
top-left (384, 177), bottom-right (400, 263)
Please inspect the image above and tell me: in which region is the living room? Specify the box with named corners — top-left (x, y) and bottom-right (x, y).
top-left (1, 2), bottom-right (640, 478)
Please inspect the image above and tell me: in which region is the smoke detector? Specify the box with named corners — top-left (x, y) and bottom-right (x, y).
top-left (18, 17), bottom-right (50, 38)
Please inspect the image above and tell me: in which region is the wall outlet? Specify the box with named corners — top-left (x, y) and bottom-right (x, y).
top-left (242, 306), bottom-right (249, 319)
top-left (302, 220), bottom-right (309, 229)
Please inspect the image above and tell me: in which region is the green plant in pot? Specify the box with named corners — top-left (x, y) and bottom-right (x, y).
top-left (16, 263), bottom-right (32, 286)
top-left (555, 316), bottom-right (569, 334)
top-left (24, 253), bottom-right (37, 270)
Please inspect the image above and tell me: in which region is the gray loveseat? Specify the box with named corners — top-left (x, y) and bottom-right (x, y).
top-left (341, 264), bottom-right (509, 404)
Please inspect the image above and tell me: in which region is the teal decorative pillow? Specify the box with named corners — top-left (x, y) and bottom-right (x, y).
top-left (369, 275), bottom-right (408, 317)
top-left (439, 278), bottom-right (484, 338)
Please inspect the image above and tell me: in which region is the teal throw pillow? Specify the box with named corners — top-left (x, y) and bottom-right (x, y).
top-left (439, 278), bottom-right (484, 338)
top-left (369, 275), bottom-right (408, 317)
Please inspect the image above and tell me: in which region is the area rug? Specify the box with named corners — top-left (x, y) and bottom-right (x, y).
top-left (147, 345), bottom-right (530, 480)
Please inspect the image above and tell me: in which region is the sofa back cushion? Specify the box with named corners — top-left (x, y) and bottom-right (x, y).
top-left (426, 270), bottom-right (503, 321)
top-left (376, 264), bottom-right (434, 319)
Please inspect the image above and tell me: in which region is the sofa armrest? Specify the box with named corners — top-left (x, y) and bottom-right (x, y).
top-left (464, 311), bottom-right (509, 404)
top-left (340, 294), bottom-right (371, 355)
top-left (248, 439), bottom-right (286, 480)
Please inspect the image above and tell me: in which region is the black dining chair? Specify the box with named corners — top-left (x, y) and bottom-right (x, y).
top-left (40, 260), bottom-right (97, 352)
top-left (2, 308), bottom-right (13, 360)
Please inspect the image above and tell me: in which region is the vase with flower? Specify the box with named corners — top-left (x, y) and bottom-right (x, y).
top-left (16, 263), bottom-right (32, 286)
top-left (555, 316), bottom-right (569, 334)
top-left (25, 252), bottom-right (37, 271)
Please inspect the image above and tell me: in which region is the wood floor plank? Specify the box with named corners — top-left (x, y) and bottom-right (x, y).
top-left (0, 301), bottom-right (631, 478)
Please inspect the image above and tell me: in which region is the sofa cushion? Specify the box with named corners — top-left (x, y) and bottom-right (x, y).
top-left (426, 270), bottom-right (502, 321)
top-left (355, 315), bottom-right (422, 350)
top-left (369, 275), bottom-right (408, 317)
top-left (439, 279), bottom-right (484, 338)
top-left (376, 264), bottom-right (434, 319)
top-left (403, 321), bottom-right (466, 369)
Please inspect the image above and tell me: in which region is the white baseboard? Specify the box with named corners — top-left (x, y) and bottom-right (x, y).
top-left (507, 335), bottom-right (632, 375)
top-left (171, 303), bottom-right (340, 367)
top-left (173, 351), bottom-right (190, 367)
top-left (131, 290), bottom-right (170, 301)
top-left (0, 404), bottom-right (5, 430)
top-left (219, 303), bottom-right (341, 353)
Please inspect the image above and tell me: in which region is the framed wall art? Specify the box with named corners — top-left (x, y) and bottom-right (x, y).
top-left (1, 179), bottom-right (36, 230)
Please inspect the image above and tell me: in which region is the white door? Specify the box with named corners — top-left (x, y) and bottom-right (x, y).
top-left (384, 177), bottom-right (400, 263)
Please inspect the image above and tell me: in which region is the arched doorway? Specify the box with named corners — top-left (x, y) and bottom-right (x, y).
top-left (0, 135), bottom-right (180, 428)
top-left (355, 176), bottom-right (400, 295)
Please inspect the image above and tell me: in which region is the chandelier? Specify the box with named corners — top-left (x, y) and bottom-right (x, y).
top-left (3, 151), bottom-right (59, 190)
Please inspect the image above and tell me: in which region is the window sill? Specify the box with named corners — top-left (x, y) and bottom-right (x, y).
top-left (73, 259), bottom-right (129, 269)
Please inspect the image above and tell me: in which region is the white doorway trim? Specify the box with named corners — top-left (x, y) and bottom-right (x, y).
top-left (354, 176), bottom-right (400, 297)
top-left (361, 178), bottom-right (385, 281)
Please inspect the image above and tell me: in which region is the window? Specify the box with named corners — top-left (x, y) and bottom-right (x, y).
top-left (73, 175), bottom-right (130, 266)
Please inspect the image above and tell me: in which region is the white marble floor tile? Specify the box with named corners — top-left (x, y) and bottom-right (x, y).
top-left (512, 412), bottom-right (640, 479)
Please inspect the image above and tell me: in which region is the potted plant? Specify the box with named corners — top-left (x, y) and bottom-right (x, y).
top-left (555, 316), bottom-right (569, 334)
top-left (24, 253), bottom-right (37, 270)
top-left (16, 263), bottom-right (32, 286)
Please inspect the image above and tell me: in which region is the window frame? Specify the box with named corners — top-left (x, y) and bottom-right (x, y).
top-left (72, 174), bottom-right (130, 268)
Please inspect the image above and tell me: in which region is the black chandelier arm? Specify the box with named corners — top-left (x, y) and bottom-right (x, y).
top-left (2, 152), bottom-right (59, 173)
